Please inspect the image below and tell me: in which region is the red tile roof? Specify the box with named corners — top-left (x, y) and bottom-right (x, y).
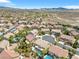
top-left (5, 49), bottom-right (19, 58)
top-left (26, 33), bottom-right (35, 41)
top-left (49, 45), bottom-right (68, 58)
top-left (0, 49), bottom-right (19, 59)
top-left (0, 50), bottom-right (12, 59)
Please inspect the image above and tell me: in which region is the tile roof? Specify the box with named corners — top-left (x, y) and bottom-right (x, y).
top-left (26, 33), bottom-right (35, 41)
top-left (25, 57), bottom-right (30, 59)
top-left (41, 28), bottom-right (50, 32)
top-left (49, 45), bottom-right (69, 58)
top-left (60, 35), bottom-right (75, 44)
top-left (4, 49), bottom-right (19, 58)
top-left (4, 32), bottom-right (14, 38)
top-left (33, 39), bottom-right (51, 48)
top-left (72, 55), bottom-right (79, 59)
top-left (70, 31), bottom-right (79, 36)
top-left (0, 40), bottom-right (9, 49)
top-left (31, 29), bottom-right (38, 36)
top-left (51, 29), bottom-right (61, 33)
top-left (0, 50), bottom-right (12, 59)
top-left (16, 24), bottom-right (25, 30)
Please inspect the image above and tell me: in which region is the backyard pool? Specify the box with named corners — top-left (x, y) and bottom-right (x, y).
top-left (44, 55), bottom-right (54, 59)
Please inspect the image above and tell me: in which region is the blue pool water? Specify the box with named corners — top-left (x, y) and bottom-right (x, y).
top-left (44, 55), bottom-right (53, 59)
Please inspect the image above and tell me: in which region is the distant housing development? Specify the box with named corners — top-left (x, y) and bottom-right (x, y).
top-left (0, 8), bottom-right (79, 59)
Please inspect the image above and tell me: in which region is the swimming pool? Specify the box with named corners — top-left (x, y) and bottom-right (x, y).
top-left (44, 55), bottom-right (54, 59)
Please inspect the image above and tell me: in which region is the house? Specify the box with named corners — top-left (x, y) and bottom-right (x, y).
top-left (7, 23), bottom-right (13, 26)
top-left (0, 49), bottom-right (12, 59)
top-left (53, 25), bottom-right (63, 29)
top-left (70, 30), bottom-right (79, 36)
top-left (33, 39), bottom-right (51, 49)
top-left (25, 57), bottom-right (30, 59)
top-left (60, 35), bottom-right (75, 44)
top-left (2, 44), bottom-right (18, 58)
top-left (39, 25), bottom-right (46, 28)
top-left (3, 28), bottom-right (9, 32)
top-left (26, 24), bottom-right (32, 28)
top-left (0, 48), bottom-right (19, 59)
top-left (57, 41), bottom-right (65, 48)
top-left (4, 32), bottom-right (14, 38)
top-left (26, 33), bottom-right (35, 42)
top-left (41, 28), bottom-right (50, 32)
top-left (66, 27), bottom-right (75, 32)
top-left (7, 23), bottom-right (13, 28)
top-left (46, 24), bottom-right (53, 29)
top-left (46, 20), bottom-right (55, 25)
top-left (0, 40), bottom-right (9, 49)
top-left (31, 23), bottom-right (39, 29)
top-left (8, 43), bottom-right (17, 50)
top-left (71, 55), bottom-right (79, 59)
top-left (42, 34), bottom-right (55, 44)
top-left (51, 29), bottom-right (61, 34)
top-left (16, 24), bottom-right (25, 30)
top-left (36, 35), bottom-right (42, 40)
top-left (49, 45), bottom-right (69, 58)
top-left (0, 23), bottom-right (4, 27)
top-left (0, 28), bottom-right (3, 32)
top-left (51, 29), bottom-right (61, 37)
top-left (31, 29), bottom-right (38, 36)
top-left (0, 43), bottom-right (19, 59)
top-left (18, 20), bottom-right (27, 24)
top-left (41, 21), bottom-right (46, 25)
top-left (4, 49), bottom-right (19, 58)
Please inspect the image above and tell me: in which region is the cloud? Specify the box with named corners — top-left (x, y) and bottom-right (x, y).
top-left (64, 6), bottom-right (79, 9)
top-left (0, 0), bottom-right (10, 3)
top-left (0, 0), bottom-right (16, 7)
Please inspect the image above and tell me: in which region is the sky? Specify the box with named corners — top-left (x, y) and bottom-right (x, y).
top-left (0, 0), bottom-right (79, 9)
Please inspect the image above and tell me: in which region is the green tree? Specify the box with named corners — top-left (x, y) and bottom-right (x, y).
top-left (72, 35), bottom-right (79, 48)
top-left (8, 35), bottom-right (14, 43)
top-left (0, 36), bottom-right (3, 41)
top-left (74, 35), bottom-right (79, 40)
top-left (38, 31), bottom-right (45, 35)
top-left (68, 48), bottom-right (76, 55)
top-left (15, 39), bottom-right (33, 57)
top-left (42, 48), bottom-right (49, 56)
top-left (16, 29), bottom-right (28, 38)
top-left (62, 27), bottom-right (69, 35)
